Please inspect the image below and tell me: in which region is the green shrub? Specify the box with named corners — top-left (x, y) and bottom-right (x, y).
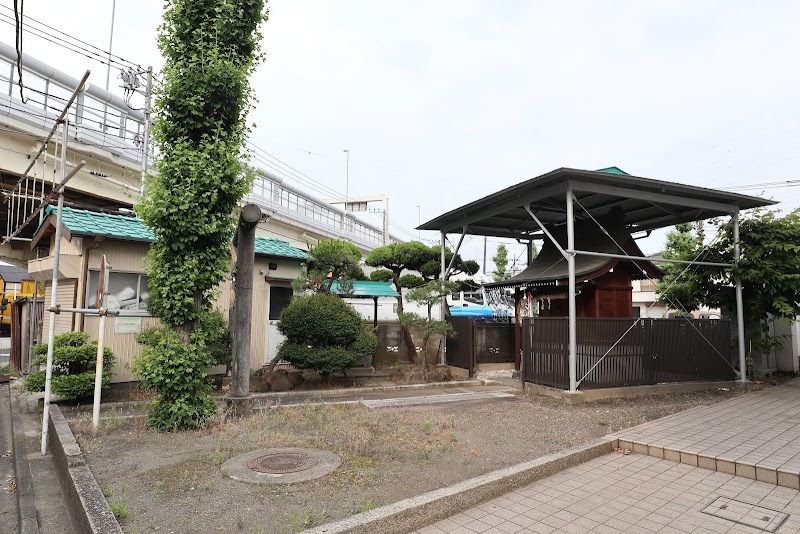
top-left (352, 328), bottom-right (378, 358)
top-left (23, 370), bottom-right (45, 392)
top-left (134, 324), bottom-right (217, 431)
top-left (278, 293), bottom-right (362, 347)
top-left (277, 293), bottom-right (370, 376)
top-left (198, 310), bottom-right (231, 367)
top-left (278, 343), bottom-right (357, 376)
top-left (26, 331), bottom-right (115, 401)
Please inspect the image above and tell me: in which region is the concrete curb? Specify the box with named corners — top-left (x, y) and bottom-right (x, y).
top-left (47, 404), bottom-right (122, 534)
top-left (9, 385), bottom-right (40, 534)
top-left (305, 436), bottom-right (618, 534)
top-left (248, 379), bottom-right (492, 401)
top-left (524, 380), bottom-right (739, 404)
top-left (55, 379), bottom-right (494, 415)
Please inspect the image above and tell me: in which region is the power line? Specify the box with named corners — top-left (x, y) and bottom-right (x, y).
top-left (0, 15), bottom-right (136, 73)
top-left (0, 6), bottom-right (141, 68)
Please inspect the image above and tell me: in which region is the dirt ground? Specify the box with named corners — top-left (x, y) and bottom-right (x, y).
top-left (71, 381), bottom-right (782, 534)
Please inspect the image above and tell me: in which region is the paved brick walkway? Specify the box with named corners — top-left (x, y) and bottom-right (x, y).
top-left (413, 452), bottom-right (800, 534)
top-left (615, 379), bottom-right (800, 488)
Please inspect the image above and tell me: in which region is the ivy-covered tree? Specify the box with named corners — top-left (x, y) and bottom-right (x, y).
top-left (365, 241), bottom-right (478, 362)
top-left (658, 210), bottom-right (800, 363)
top-left (492, 244), bottom-right (510, 282)
top-left (136, 0), bottom-right (267, 430)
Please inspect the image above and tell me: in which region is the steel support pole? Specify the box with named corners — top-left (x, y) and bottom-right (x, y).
top-left (566, 187), bottom-right (577, 392)
top-left (92, 310), bottom-right (107, 432)
top-left (733, 211), bottom-right (747, 382)
top-left (440, 230), bottom-right (447, 365)
top-left (41, 120), bottom-right (68, 455)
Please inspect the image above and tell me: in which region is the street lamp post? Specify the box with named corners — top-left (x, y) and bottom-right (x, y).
top-left (343, 149), bottom-right (350, 207)
top-left (341, 149), bottom-right (349, 235)
top-left (416, 205), bottom-right (421, 240)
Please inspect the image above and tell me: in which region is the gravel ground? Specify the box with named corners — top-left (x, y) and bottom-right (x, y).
top-left (71, 381), bottom-right (782, 534)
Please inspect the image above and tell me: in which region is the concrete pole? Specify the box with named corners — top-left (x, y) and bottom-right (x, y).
top-left (139, 67), bottom-right (153, 196)
top-left (439, 230), bottom-right (447, 366)
top-left (41, 120), bottom-right (68, 455)
top-left (228, 204), bottom-right (262, 417)
top-left (566, 187), bottom-right (577, 392)
top-left (733, 211), bottom-right (747, 382)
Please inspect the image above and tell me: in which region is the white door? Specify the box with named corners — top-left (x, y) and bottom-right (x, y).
top-left (267, 320), bottom-right (285, 362)
top-left (266, 285), bottom-right (293, 363)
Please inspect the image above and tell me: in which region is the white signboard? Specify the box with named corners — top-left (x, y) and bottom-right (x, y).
top-left (114, 316), bottom-right (142, 334)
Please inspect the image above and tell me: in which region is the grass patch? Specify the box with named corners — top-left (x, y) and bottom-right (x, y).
top-left (288, 508), bottom-right (327, 532)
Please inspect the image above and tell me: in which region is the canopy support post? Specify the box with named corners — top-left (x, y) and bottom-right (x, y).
top-left (566, 187), bottom-right (577, 392)
top-left (440, 230), bottom-right (447, 366)
top-left (733, 210), bottom-right (747, 382)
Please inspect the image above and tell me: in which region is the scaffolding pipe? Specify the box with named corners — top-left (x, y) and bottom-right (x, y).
top-left (734, 211), bottom-right (747, 382)
top-left (566, 187), bottom-right (577, 392)
top-left (570, 249), bottom-right (732, 267)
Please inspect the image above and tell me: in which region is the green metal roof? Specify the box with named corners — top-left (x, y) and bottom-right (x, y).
top-left (330, 280), bottom-right (400, 298)
top-left (254, 237), bottom-right (308, 260)
top-left (41, 206), bottom-right (308, 260)
top-left (595, 166), bottom-right (630, 175)
top-left (45, 205), bottom-right (154, 242)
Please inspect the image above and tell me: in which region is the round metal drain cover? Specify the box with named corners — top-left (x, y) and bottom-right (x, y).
top-left (223, 447), bottom-right (341, 485)
top-left (248, 452), bottom-right (319, 474)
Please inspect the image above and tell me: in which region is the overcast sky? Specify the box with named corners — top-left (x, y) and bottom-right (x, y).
top-left (6, 1), bottom-right (800, 275)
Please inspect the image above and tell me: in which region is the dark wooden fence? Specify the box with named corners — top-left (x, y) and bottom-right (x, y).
top-left (523, 317), bottom-right (734, 389)
top-left (446, 317), bottom-right (515, 376)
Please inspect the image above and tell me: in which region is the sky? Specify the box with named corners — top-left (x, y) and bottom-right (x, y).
top-left (4, 0), bottom-right (800, 276)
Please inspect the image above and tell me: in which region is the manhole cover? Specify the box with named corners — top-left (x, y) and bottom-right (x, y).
top-left (247, 452), bottom-right (319, 474)
top-left (701, 496), bottom-right (789, 532)
top-left (223, 447), bottom-right (341, 485)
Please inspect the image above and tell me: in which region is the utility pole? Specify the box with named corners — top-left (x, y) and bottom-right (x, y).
top-left (101, 0), bottom-right (117, 132)
top-left (228, 204), bottom-right (263, 417)
top-left (139, 67), bottom-right (153, 196)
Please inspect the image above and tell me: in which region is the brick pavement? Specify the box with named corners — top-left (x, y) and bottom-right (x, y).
top-left (413, 452), bottom-right (800, 534)
top-left (614, 379), bottom-right (800, 488)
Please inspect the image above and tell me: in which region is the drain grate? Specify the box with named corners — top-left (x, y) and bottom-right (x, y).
top-left (247, 452), bottom-right (319, 474)
top-left (701, 496), bottom-right (789, 532)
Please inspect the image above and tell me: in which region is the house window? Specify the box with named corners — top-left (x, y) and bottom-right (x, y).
top-left (268, 286), bottom-right (293, 320)
top-left (86, 271), bottom-right (150, 313)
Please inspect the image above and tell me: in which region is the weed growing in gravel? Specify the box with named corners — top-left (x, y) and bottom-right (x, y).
top-left (351, 499), bottom-right (379, 514)
top-left (179, 470), bottom-right (197, 491)
top-left (288, 508), bottom-right (327, 531)
top-left (107, 484), bottom-right (128, 520)
top-left (235, 510), bottom-right (245, 530)
top-left (101, 484), bottom-right (114, 497)
top-left (103, 411), bottom-right (126, 431)
top-left (202, 481), bottom-right (213, 492)
top-left (209, 451), bottom-right (225, 465)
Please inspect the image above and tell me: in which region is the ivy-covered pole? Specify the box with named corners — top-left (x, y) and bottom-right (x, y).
top-left (137, 0), bottom-right (268, 430)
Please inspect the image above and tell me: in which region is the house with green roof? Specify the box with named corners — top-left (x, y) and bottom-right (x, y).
top-left (27, 206), bottom-right (309, 383)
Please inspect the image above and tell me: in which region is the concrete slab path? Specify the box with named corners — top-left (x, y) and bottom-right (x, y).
top-left (414, 452), bottom-right (800, 534)
top-left (614, 378), bottom-right (800, 488)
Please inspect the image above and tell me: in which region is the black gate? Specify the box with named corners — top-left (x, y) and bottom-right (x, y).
top-left (446, 317), bottom-right (516, 376)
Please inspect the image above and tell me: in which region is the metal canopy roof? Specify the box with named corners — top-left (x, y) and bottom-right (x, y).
top-left (418, 167), bottom-right (777, 239)
top-left (330, 280), bottom-right (400, 298)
